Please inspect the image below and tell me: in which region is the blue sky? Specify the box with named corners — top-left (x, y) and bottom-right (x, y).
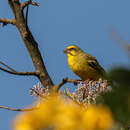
top-left (0, 0), bottom-right (130, 130)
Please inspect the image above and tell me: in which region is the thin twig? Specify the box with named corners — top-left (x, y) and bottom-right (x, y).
top-left (108, 27), bottom-right (130, 60)
top-left (0, 61), bottom-right (16, 72)
top-left (21, 0), bottom-right (40, 10)
top-left (66, 87), bottom-right (73, 98)
top-left (0, 66), bottom-right (38, 76)
top-left (54, 78), bottom-right (81, 92)
top-left (0, 18), bottom-right (16, 26)
top-left (65, 87), bottom-right (81, 106)
top-left (108, 27), bottom-right (130, 55)
top-left (0, 105), bottom-right (38, 112)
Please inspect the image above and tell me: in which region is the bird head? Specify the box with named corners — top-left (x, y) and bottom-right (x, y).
top-left (64, 45), bottom-right (83, 56)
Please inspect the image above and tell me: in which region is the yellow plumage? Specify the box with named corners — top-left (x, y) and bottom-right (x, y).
top-left (64, 45), bottom-right (105, 81)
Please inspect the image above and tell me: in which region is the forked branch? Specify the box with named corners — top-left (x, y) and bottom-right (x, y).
top-left (0, 61), bottom-right (16, 72)
top-left (21, 0), bottom-right (40, 10)
top-left (0, 61), bottom-right (39, 76)
top-left (0, 67), bottom-right (38, 76)
top-left (0, 0), bottom-right (54, 88)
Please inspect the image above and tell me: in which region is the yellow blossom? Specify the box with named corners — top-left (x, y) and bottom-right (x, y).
top-left (83, 105), bottom-right (114, 130)
top-left (13, 95), bottom-right (114, 130)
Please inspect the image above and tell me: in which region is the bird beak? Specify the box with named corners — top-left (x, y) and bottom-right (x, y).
top-left (63, 49), bottom-right (73, 55)
top-left (64, 49), bottom-right (73, 56)
top-left (63, 49), bottom-right (68, 54)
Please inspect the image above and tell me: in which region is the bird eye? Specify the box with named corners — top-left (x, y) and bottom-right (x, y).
top-left (69, 48), bottom-right (77, 51)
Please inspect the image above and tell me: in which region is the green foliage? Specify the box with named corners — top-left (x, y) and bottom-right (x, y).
top-left (97, 68), bottom-right (130, 128)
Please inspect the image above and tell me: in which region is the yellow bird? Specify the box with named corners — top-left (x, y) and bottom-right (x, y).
top-left (64, 45), bottom-right (106, 81)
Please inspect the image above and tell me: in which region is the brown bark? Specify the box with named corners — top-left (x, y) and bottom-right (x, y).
top-left (0, 0), bottom-right (54, 89)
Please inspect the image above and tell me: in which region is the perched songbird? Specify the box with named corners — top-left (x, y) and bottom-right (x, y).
top-left (64, 45), bottom-right (106, 81)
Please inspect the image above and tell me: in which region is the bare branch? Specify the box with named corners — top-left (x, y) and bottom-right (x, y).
top-left (54, 78), bottom-right (68, 92)
top-left (0, 18), bottom-right (16, 26)
top-left (4, 0), bottom-right (54, 89)
top-left (0, 61), bottom-right (16, 72)
top-left (65, 78), bottom-right (82, 84)
top-left (108, 27), bottom-right (130, 57)
top-left (8, 0), bottom-right (16, 14)
top-left (54, 78), bottom-right (81, 92)
top-left (0, 105), bottom-right (38, 112)
top-left (21, 0), bottom-right (40, 10)
top-left (0, 66), bottom-right (38, 76)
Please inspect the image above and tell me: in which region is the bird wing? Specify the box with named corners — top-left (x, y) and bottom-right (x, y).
top-left (86, 54), bottom-right (105, 75)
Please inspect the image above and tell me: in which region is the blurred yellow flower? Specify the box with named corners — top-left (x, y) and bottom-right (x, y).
top-left (13, 95), bottom-right (114, 130)
top-left (83, 105), bottom-right (114, 130)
